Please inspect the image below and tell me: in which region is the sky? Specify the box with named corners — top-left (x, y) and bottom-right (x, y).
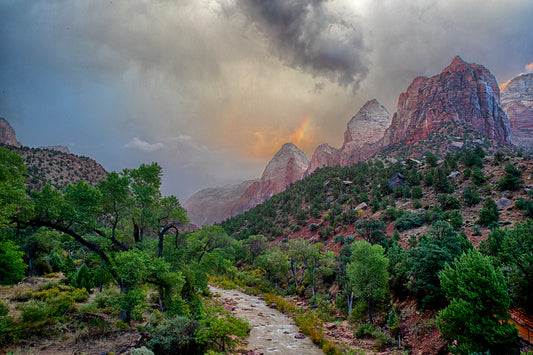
top-left (1, 0), bottom-right (533, 201)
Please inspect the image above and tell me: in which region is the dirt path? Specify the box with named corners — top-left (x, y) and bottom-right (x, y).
top-left (210, 286), bottom-right (324, 354)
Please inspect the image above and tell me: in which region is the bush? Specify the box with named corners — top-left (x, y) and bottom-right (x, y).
top-left (516, 198), bottom-right (533, 218)
top-left (147, 315), bottom-right (202, 354)
top-left (478, 198), bottom-right (499, 226)
top-left (395, 212), bottom-right (424, 231)
top-left (463, 186), bottom-right (481, 205)
top-left (411, 186), bottom-right (423, 199)
top-left (498, 164), bottom-right (523, 191)
top-left (412, 199), bottom-right (422, 209)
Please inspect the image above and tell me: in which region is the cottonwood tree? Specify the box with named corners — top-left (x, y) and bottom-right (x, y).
top-left (346, 240), bottom-right (389, 322)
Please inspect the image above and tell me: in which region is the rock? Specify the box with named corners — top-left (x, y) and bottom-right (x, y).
top-left (325, 322), bottom-right (336, 329)
top-left (339, 99), bottom-right (392, 166)
top-left (354, 202), bottom-right (368, 212)
top-left (38, 145), bottom-right (70, 154)
top-left (388, 172), bottom-right (405, 189)
top-left (306, 143), bottom-right (340, 175)
top-left (497, 199), bottom-right (511, 208)
top-left (183, 179), bottom-right (259, 226)
top-left (448, 171), bottom-right (460, 179)
top-left (381, 56), bottom-right (511, 148)
top-left (451, 141), bottom-right (464, 149)
top-left (501, 73), bottom-right (533, 150)
top-left (0, 117), bottom-right (22, 147)
top-left (295, 334), bottom-right (305, 339)
top-left (232, 143), bottom-right (309, 215)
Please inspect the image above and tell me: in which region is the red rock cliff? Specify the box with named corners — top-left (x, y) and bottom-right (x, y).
top-left (0, 117), bottom-right (22, 147)
top-left (381, 56), bottom-right (511, 147)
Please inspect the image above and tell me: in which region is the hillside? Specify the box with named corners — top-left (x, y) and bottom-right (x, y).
top-left (3, 144), bottom-right (107, 191)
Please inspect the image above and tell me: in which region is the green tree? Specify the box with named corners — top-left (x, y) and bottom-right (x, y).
top-left (0, 239), bottom-right (26, 285)
top-left (346, 240), bottom-right (389, 323)
top-left (437, 249), bottom-right (518, 354)
top-left (0, 147), bottom-right (29, 226)
top-left (477, 198), bottom-right (499, 226)
top-left (498, 163), bottom-right (523, 191)
top-left (480, 221), bottom-right (533, 313)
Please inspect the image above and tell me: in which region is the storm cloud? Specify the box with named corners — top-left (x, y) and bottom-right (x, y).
top-left (238, 0), bottom-right (369, 90)
top-left (1, 0), bottom-right (532, 200)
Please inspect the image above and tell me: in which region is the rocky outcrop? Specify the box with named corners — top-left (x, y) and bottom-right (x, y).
top-left (381, 56), bottom-right (511, 148)
top-left (306, 143), bottom-right (340, 174)
top-left (233, 143), bottom-right (309, 215)
top-left (183, 179), bottom-right (259, 226)
top-left (38, 145), bottom-right (71, 154)
top-left (340, 99), bottom-right (391, 166)
top-left (0, 117), bottom-right (22, 147)
top-left (501, 73), bottom-right (533, 150)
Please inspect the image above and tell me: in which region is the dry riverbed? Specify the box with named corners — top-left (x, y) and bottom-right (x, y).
top-left (209, 286), bottom-right (324, 354)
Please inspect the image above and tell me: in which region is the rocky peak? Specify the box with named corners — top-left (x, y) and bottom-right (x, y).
top-left (501, 73), bottom-right (533, 150)
top-left (306, 143), bottom-right (340, 175)
top-left (38, 145), bottom-right (71, 154)
top-left (340, 99), bottom-right (392, 166)
top-left (343, 99), bottom-right (392, 146)
top-left (0, 117), bottom-right (22, 147)
top-left (381, 56), bottom-right (511, 147)
top-left (233, 143), bottom-right (309, 215)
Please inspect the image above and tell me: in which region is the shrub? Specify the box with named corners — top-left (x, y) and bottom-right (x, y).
top-left (498, 164), bottom-right (523, 191)
top-left (478, 198), bottom-right (499, 226)
top-left (395, 212), bottom-right (424, 231)
top-left (463, 186), bottom-right (481, 205)
top-left (146, 315), bottom-right (202, 354)
top-left (516, 198), bottom-right (533, 218)
top-left (411, 186), bottom-right (423, 199)
top-left (412, 199), bottom-right (422, 209)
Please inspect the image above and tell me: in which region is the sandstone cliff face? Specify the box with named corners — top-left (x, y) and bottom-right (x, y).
top-left (340, 99), bottom-right (391, 166)
top-left (0, 117), bottom-right (22, 147)
top-left (233, 143), bottom-right (309, 215)
top-left (501, 73), bottom-right (533, 150)
top-left (306, 143), bottom-right (340, 174)
top-left (183, 179), bottom-right (259, 226)
top-left (381, 56), bottom-right (511, 148)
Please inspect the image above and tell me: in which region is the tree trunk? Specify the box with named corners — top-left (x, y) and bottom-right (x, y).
top-left (347, 291), bottom-right (354, 316)
top-left (368, 299), bottom-right (373, 324)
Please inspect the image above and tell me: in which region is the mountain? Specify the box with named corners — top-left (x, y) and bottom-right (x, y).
top-left (183, 179), bottom-right (259, 226)
top-left (339, 99), bottom-right (392, 166)
top-left (381, 56), bottom-right (511, 148)
top-left (306, 143), bottom-right (341, 175)
top-left (232, 143), bottom-right (309, 216)
top-left (0, 117), bottom-right (22, 147)
top-left (306, 99), bottom-right (391, 175)
top-left (501, 73), bottom-right (533, 151)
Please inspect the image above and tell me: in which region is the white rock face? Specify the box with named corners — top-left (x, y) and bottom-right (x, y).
top-left (501, 73), bottom-right (533, 150)
top-left (340, 99), bottom-right (391, 166)
top-left (306, 143), bottom-right (341, 175)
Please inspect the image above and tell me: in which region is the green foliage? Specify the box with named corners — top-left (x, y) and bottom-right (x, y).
top-left (146, 315), bottom-right (202, 354)
top-left (477, 198), bottom-right (499, 226)
top-left (0, 147), bottom-right (28, 226)
top-left (0, 300), bottom-right (12, 343)
top-left (425, 152), bottom-right (438, 167)
top-left (407, 221), bottom-right (470, 309)
top-left (355, 219), bottom-right (387, 245)
top-left (346, 241), bottom-right (389, 323)
top-left (498, 163), bottom-right (523, 191)
top-left (196, 306), bottom-right (249, 353)
top-left (0, 239), bottom-right (26, 285)
top-left (71, 263), bottom-right (94, 290)
top-left (463, 186), bottom-right (481, 205)
top-left (411, 186), bottom-right (423, 199)
top-left (437, 250), bottom-right (518, 354)
top-left (480, 221), bottom-right (533, 313)
top-left (516, 198), bottom-right (533, 218)
top-left (395, 212), bottom-right (424, 231)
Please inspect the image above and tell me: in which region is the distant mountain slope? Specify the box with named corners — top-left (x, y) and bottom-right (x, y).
top-left (4, 145), bottom-right (107, 191)
top-left (183, 179), bottom-right (259, 226)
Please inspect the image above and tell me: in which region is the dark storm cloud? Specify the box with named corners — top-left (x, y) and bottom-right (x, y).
top-left (238, 0), bottom-right (369, 90)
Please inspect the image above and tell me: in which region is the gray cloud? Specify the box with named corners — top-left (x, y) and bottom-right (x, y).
top-left (238, 0), bottom-right (369, 90)
top-left (1, 0), bottom-right (533, 201)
